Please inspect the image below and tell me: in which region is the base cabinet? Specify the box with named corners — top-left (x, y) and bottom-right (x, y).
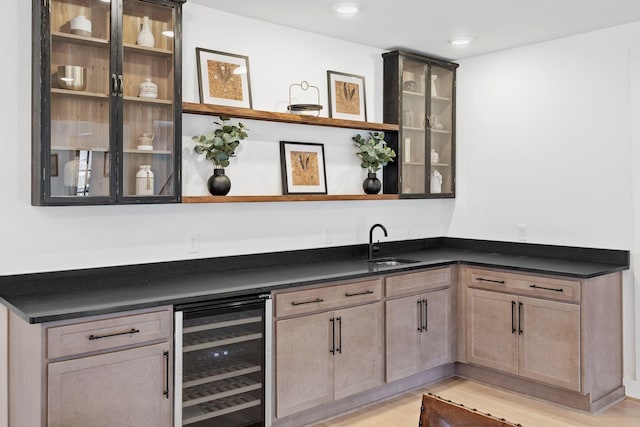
top-left (8, 307), bottom-right (173, 427)
top-left (466, 288), bottom-right (581, 391)
top-left (460, 266), bottom-right (623, 412)
top-left (48, 343), bottom-right (171, 427)
top-left (386, 288), bottom-right (452, 382)
top-left (275, 302), bottom-right (383, 418)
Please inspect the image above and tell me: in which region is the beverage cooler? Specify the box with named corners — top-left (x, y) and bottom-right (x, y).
top-left (174, 294), bottom-right (272, 427)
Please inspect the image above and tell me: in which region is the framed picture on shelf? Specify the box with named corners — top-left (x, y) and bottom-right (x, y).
top-left (327, 70), bottom-right (367, 121)
top-left (50, 154), bottom-right (58, 177)
top-left (279, 141), bottom-right (327, 195)
top-left (196, 48), bottom-right (253, 108)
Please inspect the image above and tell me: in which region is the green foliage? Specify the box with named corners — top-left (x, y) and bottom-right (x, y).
top-left (353, 131), bottom-right (396, 173)
top-left (192, 116), bottom-right (249, 168)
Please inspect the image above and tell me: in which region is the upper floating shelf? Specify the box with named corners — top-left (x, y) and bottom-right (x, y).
top-left (182, 102), bottom-right (399, 132)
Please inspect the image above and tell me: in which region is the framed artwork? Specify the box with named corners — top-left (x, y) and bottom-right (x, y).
top-left (327, 70), bottom-right (367, 121)
top-left (279, 141), bottom-right (327, 195)
top-left (50, 154), bottom-right (58, 177)
top-left (196, 48), bottom-right (253, 108)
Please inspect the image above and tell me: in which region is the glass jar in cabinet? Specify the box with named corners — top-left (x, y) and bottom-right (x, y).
top-left (382, 50), bottom-right (458, 198)
top-left (32, 0), bottom-right (185, 206)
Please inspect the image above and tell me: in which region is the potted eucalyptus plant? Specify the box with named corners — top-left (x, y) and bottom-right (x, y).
top-left (353, 131), bottom-right (396, 194)
top-left (192, 116), bottom-right (249, 195)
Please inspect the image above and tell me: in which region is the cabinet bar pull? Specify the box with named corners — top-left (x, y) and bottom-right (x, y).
top-left (476, 277), bottom-right (505, 284)
top-left (518, 302), bottom-right (523, 335)
top-left (163, 351), bottom-right (170, 398)
top-left (88, 328), bottom-right (140, 341)
top-left (345, 290), bottom-right (374, 297)
top-left (291, 297), bottom-right (324, 306)
top-left (423, 299), bottom-right (428, 332)
top-left (511, 301), bottom-right (516, 333)
top-left (336, 316), bottom-right (342, 354)
top-left (111, 74), bottom-right (118, 96)
top-left (418, 300), bottom-right (423, 332)
top-left (329, 317), bottom-right (335, 354)
top-left (530, 284), bottom-right (563, 292)
top-left (117, 74), bottom-right (124, 97)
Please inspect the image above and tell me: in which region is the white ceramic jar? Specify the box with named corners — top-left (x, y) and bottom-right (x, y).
top-left (431, 170), bottom-right (443, 193)
top-left (136, 16), bottom-right (155, 48)
top-left (136, 165), bottom-right (154, 196)
top-left (70, 15), bottom-right (92, 37)
top-left (138, 78), bottom-right (158, 99)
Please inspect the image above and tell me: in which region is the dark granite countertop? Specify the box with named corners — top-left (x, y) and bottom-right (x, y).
top-left (0, 238), bottom-right (629, 324)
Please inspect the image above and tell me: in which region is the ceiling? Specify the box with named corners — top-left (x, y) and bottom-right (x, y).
top-left (188, 0), bottom-right (640, 60)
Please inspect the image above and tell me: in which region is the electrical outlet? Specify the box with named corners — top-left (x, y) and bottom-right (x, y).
top-left (188, 233), bottom-right (200, 253)
top-left (517, 224), bottom-right (528, 242)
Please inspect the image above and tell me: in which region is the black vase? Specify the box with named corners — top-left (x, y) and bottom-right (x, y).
top-left (207, 168), bottom-right (231, 196)
top-left (362, 172), bottom-right (381, 195)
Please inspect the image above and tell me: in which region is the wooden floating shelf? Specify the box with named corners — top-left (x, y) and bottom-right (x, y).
top-left (182, 103), bottom-right (399, 132)
top-left (183, 194), bottom-right (400, 203)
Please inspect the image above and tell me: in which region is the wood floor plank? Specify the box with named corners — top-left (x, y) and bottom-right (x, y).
top-left (313, 378), bottom-right (640, 427)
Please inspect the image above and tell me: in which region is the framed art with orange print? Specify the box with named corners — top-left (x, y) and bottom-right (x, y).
top-left (196, 48), bottom-right (253, 108)
top-left (327, 70), bottom-right (367, 121)
top-left (279, 141), bottom-right (327, 194)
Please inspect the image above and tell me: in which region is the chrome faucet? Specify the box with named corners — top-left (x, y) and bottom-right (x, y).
top-left (368, 223), bottom-right (388, 259)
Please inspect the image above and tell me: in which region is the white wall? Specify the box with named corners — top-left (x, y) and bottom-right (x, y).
top-left (2, 2), bottom-right (640, 423)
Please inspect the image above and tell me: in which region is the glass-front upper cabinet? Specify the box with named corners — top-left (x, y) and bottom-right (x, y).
top-left (382, 50), bottom-right (458, 198)
top-left (32, 0), bottom-right (184, 206)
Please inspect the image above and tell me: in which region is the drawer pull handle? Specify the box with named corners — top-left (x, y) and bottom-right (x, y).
top-left (345, 290), bottom-right (374, 297)
top-left (476, 277), bottom-right (505, 284)
top-left (530, 284), bottom-right (563, 292)
top-left (291, 298), bottom-right (324, 306)
top-left (88, 328), bottom-right (140, 341)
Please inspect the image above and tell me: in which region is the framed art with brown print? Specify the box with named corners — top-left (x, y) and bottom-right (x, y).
top-left (327, 70), bottom-right (367, 121)
top-left (196, 48), bottom-right (253, 108)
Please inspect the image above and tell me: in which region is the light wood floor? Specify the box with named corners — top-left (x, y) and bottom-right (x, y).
top-left (314, 378), bottom-right (640, 427)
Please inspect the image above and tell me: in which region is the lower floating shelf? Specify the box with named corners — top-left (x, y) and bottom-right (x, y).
top-left (182, 194), bottom-right (400, 203)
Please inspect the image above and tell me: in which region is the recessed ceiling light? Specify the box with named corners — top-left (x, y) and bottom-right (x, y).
top-left (449, 36), bottom-right (475, 46)
top-left (333, 2), bottom-right (359, 15)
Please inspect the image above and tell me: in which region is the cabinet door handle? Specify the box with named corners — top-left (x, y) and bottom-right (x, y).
top-left (291, 297), bottom-right (324, 306)
top-left (530, 284), bottom-right (563, 292)
top-left (518, 302), bottom-right (523, 335)
top-left (163, 351), bottom-right (170, 399)
top-left (476, 277), bottom-right (505, 284)
top-left (88, 328), bottom-right (140, 341)
top-left (345, 290), bottom-right (374, 297)
top-left (117, 74), bottom-right (124, 97)
top-left (329, 317), bottom-right (335, 354)
top-left (336, 316), bottom-right (342, 354)
top-left (423, 299), bottom-right (428, 332)
top-left (417, 300), bottom-right (423, 332)
top-left (511, 301), bottom-right (516, 333)
top-left (111, 74), bottom-right (118, 96)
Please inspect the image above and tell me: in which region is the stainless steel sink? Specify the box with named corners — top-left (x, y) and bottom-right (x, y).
top-left (367, 257), bottom-right (420, 266)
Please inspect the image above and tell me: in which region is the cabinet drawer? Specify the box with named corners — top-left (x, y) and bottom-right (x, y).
top-left (385, 267), bottom-right (451, 298)
top-left (275, 278), bottom-right (382, 317)
top-left (467, 268), bottom-right (581, 303)
top-left (47, 309), bottom-right (172, 359)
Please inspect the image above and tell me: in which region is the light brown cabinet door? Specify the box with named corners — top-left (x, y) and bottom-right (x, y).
top-left (518, 296), bottom-right (581, 391)
top-left (420, 288), bottom-right (452, 371)
top-left (466, 288), bottom-right (518, 375)
top-left (334, 303), bottom-right (383, 399)
top-left (275, 312), bottom-right (334, 418)
top-left (47, 342), bottom-right (171, 427)
top-left (385, 295), bottom-right (421, 382)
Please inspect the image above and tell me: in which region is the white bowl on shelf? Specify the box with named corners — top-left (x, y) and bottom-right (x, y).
top-left (137, 145), bottom-right (153, 151)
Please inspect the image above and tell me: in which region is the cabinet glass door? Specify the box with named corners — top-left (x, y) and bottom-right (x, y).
top-left (121, 1), bottom-right (176, 199)
top-left (48, 0), bottom-right (112, 199)
top-left (429, 65), bottom-right (454, 195)
top-left (400, 58), bottom-right (427, 195)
